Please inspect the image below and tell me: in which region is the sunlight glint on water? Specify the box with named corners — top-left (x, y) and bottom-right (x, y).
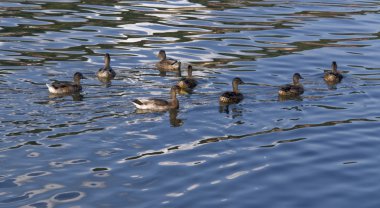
top-left (0, 0), bottom-right (379, 207)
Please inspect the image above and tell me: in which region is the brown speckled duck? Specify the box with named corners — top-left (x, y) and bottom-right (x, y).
top-left (324, 61), bottom-right (343, 83)
top-left (219, 77), bottom-right (245, 103)
top-left (132, 85), bottom-right (180, 111)
top-left (177, 65), bottom-right (197, 90)
top-left (96, 53), bottom-right (116, 80)
top-left (278, 73), bottom-right (304, 96)
top-left (156, 50), bottom-right (181, 71)
top-left (46, 72), bottom-right (86, 94)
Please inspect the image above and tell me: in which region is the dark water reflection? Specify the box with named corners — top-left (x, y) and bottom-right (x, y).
top-left (1, 0), bottom-right (380, 207)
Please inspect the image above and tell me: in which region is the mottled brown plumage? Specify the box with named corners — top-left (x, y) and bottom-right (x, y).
top-left (132, 86), bottom-right (180, 111)
top-left (46, 72), bottom-right (86, 94)
top-left (177, 65), bottom-right (197, 90)
top-left (324, 61), bottom-right (343, 83)
top-left (278, 73), bottom-right (304, 96)
top-left (97, 53), bottom-right (116, 80)
top-left (219, 77), bottom-right (244, 103)
top-left (156, 50), bottom-right (181, 71)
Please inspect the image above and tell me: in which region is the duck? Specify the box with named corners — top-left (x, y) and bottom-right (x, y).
top-left (177, 65), bottom-right (197, 90)
top-left (132, 85), bottom-right (180, 111)
top-left (219, 77), bottom-right (245, 103)
top-left (278, 73), bottom-right (304, 96)
top-left (324, 61), bottom-right (343, 83)
top-left (96, 53), bottom-right (116, 80)
top-left (46, 72), bottom-right (86, 94)
top-left (155, 50), bottom-right (181, 71)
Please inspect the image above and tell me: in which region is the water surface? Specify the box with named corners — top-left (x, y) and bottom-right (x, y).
top-left (0, 0), bottom-right (380, 207)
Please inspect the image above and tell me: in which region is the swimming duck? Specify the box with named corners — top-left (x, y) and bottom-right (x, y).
top-left (46, 72), bottom-right (86, 94)
top-left (156, 50), bottom-right (181, 71)
top-left (324, 61), bottom-right (343, 83)
top-left (219, 77), bottom-right (245, 103)
top-left (177, 65), bottom-right (197, 90)
top-left (96, 53), bottom-right (116, 79)
top-left (278, 73), bottom-right (304, 96)
top-left (132, 85), bottom-right (180, 111)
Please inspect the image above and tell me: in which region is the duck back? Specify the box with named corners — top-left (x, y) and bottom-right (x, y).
top-left (324, 72), bottom-right (343, 82)
top-left (219, 91), bottom-right (243, 103)
top-left (46, 82), bottom-right (82, 94)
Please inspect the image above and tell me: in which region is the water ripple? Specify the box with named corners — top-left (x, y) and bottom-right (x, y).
top-left (0, 0), bottom-right (380, 207)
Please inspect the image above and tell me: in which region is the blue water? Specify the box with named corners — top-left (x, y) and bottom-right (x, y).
top-left (0, 0), bottom-right (380, 207)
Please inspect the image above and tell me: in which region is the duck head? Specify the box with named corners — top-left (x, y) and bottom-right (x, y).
top-left (170, 85), bottom-right (181, 108)
top-left (157, 50), bottom-right (167, 61)
top-left (187, 65), bottom-right (193, 77)
top-left (293, 73), bottom-right (303, 84)
top-left (233, 77), bottom-right (244, 85)
top-left (104, 53), bottom-right (111, 67)
top-left (73, 72), bottom-right (86, 83)
top-left (332, 61), bottom-right (337, 73)
top-left (170, 85), bottom-right (181, 95)
top-left (232, 77), bottom-right (244, 92)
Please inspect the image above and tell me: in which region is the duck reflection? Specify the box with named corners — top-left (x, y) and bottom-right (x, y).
top-left (49, 92), bottom-right (84, 101)
top-left (219, 102), bottom-right (243, 119)
top-left (177, 65), bottom-right (197, 90)
top-left (168, 109), bottom-right (183, 127)
top-left (277, 95), bottom-right (303, 102)
top-left (325, 81), bottom-right (338, 90)
top-left (157, 68), bottom-right (181, 77)
top-left (177, 87), bottom-right (194, 95)
top-left (323, 61), bottom-right (343, 90)
top-left (134, 108), bottom-right (183, 127)
top-left (156, 50), bottom-right (181, 72)
top-left (97, 77), bottom-right (112, 87)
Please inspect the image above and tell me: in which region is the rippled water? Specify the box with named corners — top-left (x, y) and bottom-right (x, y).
top-left (1, 0), bottom-right (380, 207)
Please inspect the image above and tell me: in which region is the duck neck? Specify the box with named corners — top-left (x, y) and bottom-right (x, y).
top-left (170, 90), bottom-right (177, 99)
top-left (159, 53), bottom-right (166, 61)
top-left (73, 77), bottom-right (81, 85)
top-left (177, 67), bottom-right (182, 77)
top-left (293, 77), bottom-right (300, 85)
top-left (332, 62), bottom-right (338, 73)
top-left (187, 67), bottom-right (193, 78)
top-left (171, 97), bottom-right (179, 109)
top-left (232, 82), bottom-right (239, 93)
top-left (104, 55), bottom-right (111, 68)
top-left (170, 90), bottom-right (179, 108)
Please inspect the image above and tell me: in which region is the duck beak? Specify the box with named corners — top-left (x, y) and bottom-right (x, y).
top-left (82, 76), bottom-right (87, 79)
top-left (300, 76), bottom-right (304, 79)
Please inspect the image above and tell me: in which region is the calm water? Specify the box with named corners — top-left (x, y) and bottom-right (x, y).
top-left (1, 0), bottom-right (380, 207)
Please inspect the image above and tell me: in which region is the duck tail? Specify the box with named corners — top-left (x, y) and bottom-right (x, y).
top-left (132, 99), bottom-right (143, 106)
top-left (46, 83), bottom-right (53, 91)
top-left (46, 83), bottom-right (59, 94)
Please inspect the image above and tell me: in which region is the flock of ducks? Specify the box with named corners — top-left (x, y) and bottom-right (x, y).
top-left (46, 50), bottom-right (344, 110)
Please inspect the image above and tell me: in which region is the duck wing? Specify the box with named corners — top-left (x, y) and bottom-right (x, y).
top-left (97, 66), bottom-right (116, 79)
top-left (163, 58), bottom-right (178, 66)
top-left (336, 73), bottom-right (343, 81)
top-left (280, 84), bottom-right (292, 92)
top-left (332, 72), bottom-right (343, 81)
top-left (134, 99), bottom-right (168, 106)
top-left (47, 81), bottom-right (81, 94)
top-left (221, 91), bottom-right (237, 98)
top-left (98, 66), bottom-right (115, 74)
top-left (178, 78), bottom-right (197, 89)
top-left (220, 91), bottom-right (243, 103)
top-left (324, 71), bottom-right (343, 82)
top-left (51, 81), bottom-right (74, 89)
top-left (151, 99), bottom-right (169, 106)
top-left (132, 98), bottom-right (170, 110)
top-left (289, 85), bottom-right (303, 94)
